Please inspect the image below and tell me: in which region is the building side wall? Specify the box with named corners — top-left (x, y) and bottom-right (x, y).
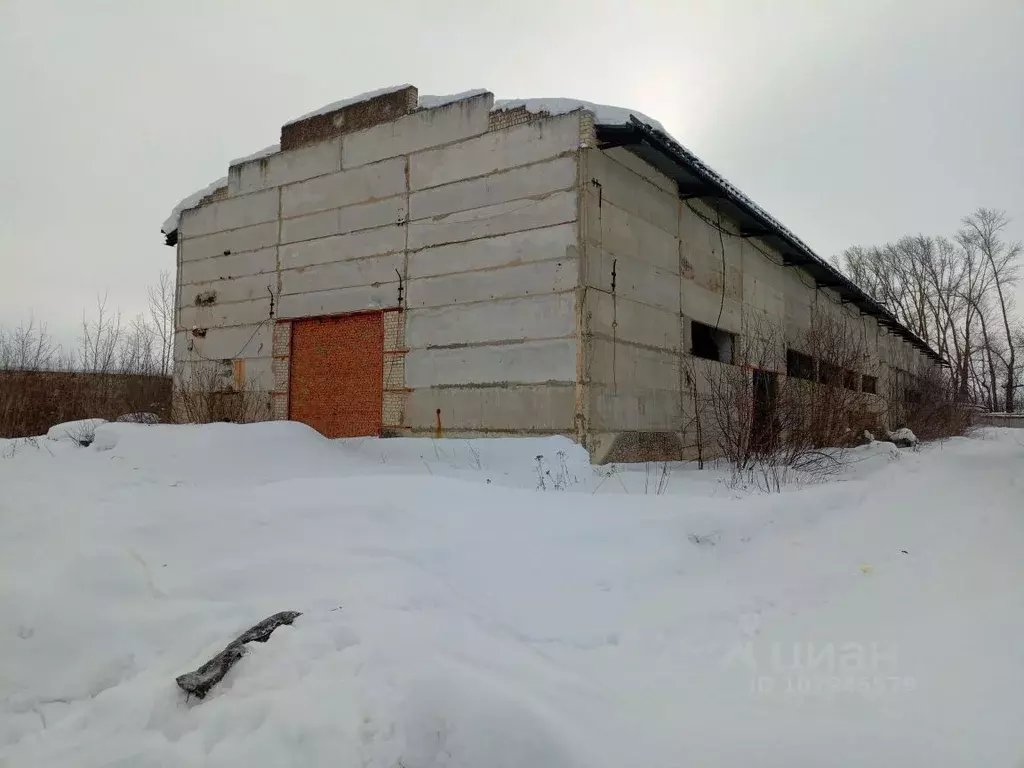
top-left (173, 91), bottom-right (583, 435)
top-left (578, 147), bottom-right (938, 462)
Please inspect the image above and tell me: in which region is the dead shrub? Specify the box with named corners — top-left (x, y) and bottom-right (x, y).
top-left (0, 369), bottom-right (171, 438)
top-left (892, 364), bottom-right (975, 441)
top-left (172, 360), bottom-right (267, 424)
top-left (1, 301), bottom-right (173, 438)
top-left (698, 312), bottom-right (882, 490)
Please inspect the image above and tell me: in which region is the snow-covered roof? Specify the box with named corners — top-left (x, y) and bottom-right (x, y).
top-left (493, 98), bottom-right (666, 134)
top-left (282, 84), bottom-right (414, 127)
top-left (162, 143), bottom-right (281, 238)
top-left (229, 143), bottom-right (280, 167)
top-left (417, 89), bottom-right (489, 110)
top-left (161, 175), bottom-right (228, 237)
top-left (601, 116), bottom-right (946, 364)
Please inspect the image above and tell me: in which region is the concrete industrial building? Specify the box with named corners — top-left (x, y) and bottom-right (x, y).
top-left (163, 84), bottom-right (944, 462)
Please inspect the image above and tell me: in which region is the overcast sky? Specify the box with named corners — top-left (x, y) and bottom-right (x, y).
top-left (2, 0), bottom-right (1022, 348)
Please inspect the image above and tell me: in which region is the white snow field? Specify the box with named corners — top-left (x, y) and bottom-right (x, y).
top-left (1, 423), bottom-right (1023, 767)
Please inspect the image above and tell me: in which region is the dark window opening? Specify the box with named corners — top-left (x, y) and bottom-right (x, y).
top-left (862, 375), bottom-right (877, 394)
top-left (905, 389), bottom-right (921, 404)
top-left (818, 361), bottom-right (841, 386)
top-left (843, 370), bottom-right (858, 390)
top-left (786, 349), bottom-right (815, 381)
top-left (691, 321), bottom-right (734, 364)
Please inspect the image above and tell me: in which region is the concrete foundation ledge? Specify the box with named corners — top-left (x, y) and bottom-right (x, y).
top-left (976, 413), bottom-right (1024, 429)
top-left (588, 430), bottom-right (692, 464)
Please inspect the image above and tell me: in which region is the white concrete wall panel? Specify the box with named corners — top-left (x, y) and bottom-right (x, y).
top-left (179, 189), bottom-right (278, 239)
top-left (180, 222), bottom-right (279, 263)
top-left (280, 226), bottom-right (406, 270)
top-left (229, 140), bottom-right (342, 195)
top-left (405, 294), bottom-right (576, 348)
top-left (407, 224), bottom-right (576, 279)
top-left (587, 338), bottom-right (680, 392)
top-left (409, 156), bottom-right (576, 221)
top-left (584, 291), bottom-right (678, 351)
top-left (407, 189), bottom-right (577, 250)
top-left (587, 253), bottom-right (680, 315)
top-left (404, 385), bottom-right (575, 431)
top-left (679, 279), bottom-right (743, 335)
top-left (603, 147), bottom-right (676, 194)
top-left (587, 389), bottom-right (682, 432)
top-left (280, 197), bottom-right (406, 244)
top-left (405, 339), bottom-right (576, 388)
top-left (179, 298), bottom-right (272, 329)
top-left (342, 94), bottom-right (493, 168)
top-left (588, 149), bottom-right (679, 235)
top-left (180, 248), bottom-right (277, 285)
top-left (280, 157), bottom-right (405, 218)
top-left (409, 114), bottom-right (581, 191)
top-left (595, 200), bottom-right (680, 274)
top-left (280, 253), bottom-right (404, 296)
top-left (407, 259), bottom-right (576, 309)
top-left (180, 273), bottom-right (277, 308)
top-left (186, 324), bottom-right (273, 360)
top-left (276, 283), bottom-right (399, 319)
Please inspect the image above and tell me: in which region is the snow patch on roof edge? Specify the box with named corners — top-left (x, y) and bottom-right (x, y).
top-left (161, 176), bottom-right (228, 236)
top-left (417, 89), bottom-right (489, 110)
top-left (492, 98), bottom-right (666, 134)
top-left (162, 91), bottom-right (670, 239)
top-left (229, 143), bottom-right (280, 167)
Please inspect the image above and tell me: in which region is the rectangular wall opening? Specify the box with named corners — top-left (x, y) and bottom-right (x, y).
top-left (691, 320), bottom-right (735, 364)
top-left (786, 348), bottom-right (815, 381)
top-left (818, 360), bottom-right (841, 386)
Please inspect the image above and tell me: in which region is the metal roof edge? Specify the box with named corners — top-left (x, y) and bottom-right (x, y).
top-left (600, 116), bottom-right (946, 366)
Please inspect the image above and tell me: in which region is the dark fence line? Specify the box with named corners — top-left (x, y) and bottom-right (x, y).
top-left (975, 412), bottom-right (1024, 429)
top-left (0, 370), bottom-right (172, 438)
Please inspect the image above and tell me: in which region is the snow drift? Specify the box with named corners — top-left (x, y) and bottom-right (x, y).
top-left (2, 424), bottom-right (1023, 766)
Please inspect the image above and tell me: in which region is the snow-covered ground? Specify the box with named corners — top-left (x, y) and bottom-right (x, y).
top-left (2, 424), bottom-right (1023, 766)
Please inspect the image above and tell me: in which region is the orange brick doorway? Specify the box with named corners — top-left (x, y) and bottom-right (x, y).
top-left (288, 313), bottom-right (384, 438)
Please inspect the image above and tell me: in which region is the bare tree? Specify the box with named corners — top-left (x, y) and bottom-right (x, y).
top-left (148, 270), bottom-right (174, 377)
top-left (1, 274), bottom-right (177, 437)
top-left (697, 310), bottom-right (880, 490)
top-left (78, 293), bottom-right (123, 373)
top-left (0, 316), bottom-right (59, 371)
top-left (118, 314), bottom-right (158, 375)
top-left (960, 209), bottom-right (1020, 411)
top-left (835, 209), bottom-right (1022, 412)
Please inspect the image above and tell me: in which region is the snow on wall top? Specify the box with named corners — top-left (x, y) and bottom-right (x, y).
top-left (417, 89), bottom-right (489, 110)
top-left (161, 175), bottom-right (228, 236)
top-left (229, 143), bottom-right (280, 167)
top-left (162, 88), bottom-right (669, 239)
top-left (283, 84), bottom-right (414, 127)
top-left (493, 98), bottom-right (666, 134)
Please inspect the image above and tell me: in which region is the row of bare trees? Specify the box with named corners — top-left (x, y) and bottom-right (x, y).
top-left (0, 272), bottom-right (175, 437)
top-left (834, 208), bottom-right (1022, 412)
top-left (1, 271), bottom-right (175, 376)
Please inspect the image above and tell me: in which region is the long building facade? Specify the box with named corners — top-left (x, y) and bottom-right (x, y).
top-left (163, 85), bottom-right (944, 462)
